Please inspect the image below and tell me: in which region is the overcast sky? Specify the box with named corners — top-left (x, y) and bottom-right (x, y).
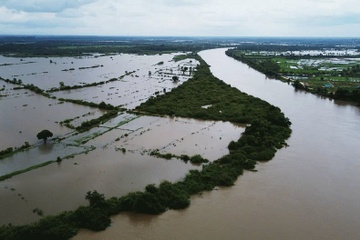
top-left (0, 0), bottom-right (359, 37)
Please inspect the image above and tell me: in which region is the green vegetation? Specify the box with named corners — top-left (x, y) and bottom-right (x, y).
top-left (58, 98), bottom-right (118, 111)
top-left (57, 99), bottom-right (121, 132)
top-left (0, 78), bottom-right (52, 98)
top-left (150, 150), bottom-right (209, 164)
top-left (0, 54), bottom-right (291, 240)
top-left (75, 110), bottom-right (118, 132)
top-left (0, 142), bottom-right (31, 160)
top-left (137, 56), bottom-right (290, 127)
top-left (0, 147), bottom-right (14, 159)
top-left (36, 130), bottom-right (53, 144)
top-left (226, 48), bottom-right (360, 103)
top-left (32, 208), bottom-right (44, 217)
top-left (172, 76), bottom-right (179, 82)
top-left (173, 53), bottom-right (196, 62)
top-left (23, 84), bottom-right (51, 98)
top-left (189, 154), bottom-right (208, 164)
top-left (48, 71), bottom-right (135, 93)
top-left (0, 36), bottom-right (220, 57)
top-left (0, 161), bottom-right (54, 182)
top-left (0, 145), bottom-right (95, 183)
top-left (225, 50), bottom-right (283, 79)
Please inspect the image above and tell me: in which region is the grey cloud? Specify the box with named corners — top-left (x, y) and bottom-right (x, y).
top-left (0, 0), bottom-right (96, 13)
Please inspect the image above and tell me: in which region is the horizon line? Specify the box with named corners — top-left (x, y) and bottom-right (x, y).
top-left (0, 34), bottom-right (359, 39)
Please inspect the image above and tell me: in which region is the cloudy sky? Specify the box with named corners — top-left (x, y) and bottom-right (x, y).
top-left (0, 0), bottom-right (359, 37)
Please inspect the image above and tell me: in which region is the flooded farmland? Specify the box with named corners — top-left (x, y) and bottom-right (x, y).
top-left (1, 53), bottom-right (196, 109)
top-left (0, 54), bottom-right (182, 89)
top-left (0, 52), bottom-right (244, 226)
top-left (0, 82), bottom-right (104, 150)
top-left (73, 49), bottom-right (360, 240)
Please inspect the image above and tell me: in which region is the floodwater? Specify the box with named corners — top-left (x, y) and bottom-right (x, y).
top-left (51, 57), bottom-right (197, 109)
top-left (0, 52), bottom-right (238, 227)
top-left (74, 48), bottom-right (360, 240)
top-left (0, 53), bottom-right (182, 89)
top-left (0, 52), bottom-right (196, 156)
top-left (0, 82), bottom-right (104, 149)
top-left (0, 115), bottom-right (243, 225)
top-left (0, 53), bottom-right (198, 109)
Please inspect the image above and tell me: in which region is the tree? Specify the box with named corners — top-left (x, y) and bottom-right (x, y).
top-left (172, 76), bottom-right (179, 82)
top-left (85, 190), bottom-right (106, 208)
top-left (37, 129), bottom-right (53, 143)
top-left (181, 66), bottom-right (188, 75)
top-left (99, 101), bottom-right (107, 109)
top-left (59, 81), bottom-right (65, 89)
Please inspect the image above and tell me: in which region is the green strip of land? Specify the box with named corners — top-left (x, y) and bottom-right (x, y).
top-left (226, 49), bottom-right (360, 103)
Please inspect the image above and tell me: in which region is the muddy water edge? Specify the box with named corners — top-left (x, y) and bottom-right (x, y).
top-left (74, 48), bottom-right (360, 240)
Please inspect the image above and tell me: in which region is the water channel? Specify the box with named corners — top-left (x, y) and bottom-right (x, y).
top-left (74, 48), bottom-right (360, 240)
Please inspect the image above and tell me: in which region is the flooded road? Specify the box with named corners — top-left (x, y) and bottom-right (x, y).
top-left (74, 48), bottom-right (360, 240)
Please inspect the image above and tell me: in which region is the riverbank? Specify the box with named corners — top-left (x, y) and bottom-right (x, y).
top-left (225, 49), bottom-right (360, 104)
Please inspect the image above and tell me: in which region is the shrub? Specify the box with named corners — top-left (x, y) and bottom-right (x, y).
top-left (189, 154), bottom-right (208, 164)
top-left (73, 207), bottom-right (111, 231)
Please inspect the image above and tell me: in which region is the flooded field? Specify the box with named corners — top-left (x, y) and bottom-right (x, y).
top-left (73, 48), bottom-right (360, 240)
top-left (0, 81), bottom-right (104, 149)
top-left (0, 53), bottom-right (197, 110)
top-left (0, 52), bottom-right (197, 150)
top-left (0, 54), bottom-right (182, 89)
top-left (0, 115), bottom-right (243, 225)
top-left (0, 47), bottom-right (244, 229)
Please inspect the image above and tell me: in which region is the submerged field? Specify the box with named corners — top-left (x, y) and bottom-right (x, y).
top-left (0, 50), bottom-right (291, 239)
top-left (0, 52), bottom-right (197, 151)
top-left (0, 52), bottom-right (207, 224)
top-left (0, 114), bottom-right (243, 225)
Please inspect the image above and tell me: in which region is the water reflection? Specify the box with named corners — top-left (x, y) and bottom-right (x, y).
top-left (37, 142), bottom-right (54, 153)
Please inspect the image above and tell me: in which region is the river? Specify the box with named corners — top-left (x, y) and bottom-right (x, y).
top-left (74, 48), bottom-right (360, 240)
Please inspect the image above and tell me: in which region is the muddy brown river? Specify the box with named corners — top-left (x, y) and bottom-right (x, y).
top-left (74, 48), bottom-right (360, 240)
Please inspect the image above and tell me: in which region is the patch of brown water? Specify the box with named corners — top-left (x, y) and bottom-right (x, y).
top-left (73, 48), bottom-right (360, 240)
top-left (0, 116), bottom-right (243, 226)
top-left (0, 84), bottom-right (103, 150)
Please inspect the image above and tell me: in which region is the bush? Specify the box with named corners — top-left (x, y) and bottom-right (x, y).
top-left (180, 154), bottom-right (190, 162)
top-left (248, 148), bottom-right (276, 161)
top-left (0, 147), bottom-right (13, 158)
top-left (189, 154), bottom-right (208, 164)
top-left (157, 181), bottom-right (190, 210)
top-left (73, 207), bottom-right (111, 231)
top-left (118, 192), bottom-right (166, 214)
